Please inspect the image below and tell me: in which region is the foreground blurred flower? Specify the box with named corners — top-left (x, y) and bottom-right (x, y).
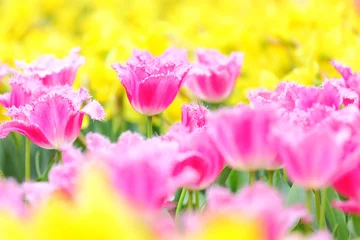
top-left (185, 49), bottom-right (244, 103)
top-left (206, 183), bottom-right (309, 240)
top-left (278, 126), bottom-right (355, 189)
top-left (112, 48), bottom-right (191, 116)
top-left (207, 106), bottom-right (281, 171)
top-left (106, 138), bottom-right (179, 210)
top-left (0, 88), bottom-right (105, 149)
top-left (170, 128), bottom-right (225, 190)
top-left (180, 212), bottom-right (264, 240)
top-left (15, 48), bottom-right (84, 87)
top-left (0, 164), bottom-right (159, 240)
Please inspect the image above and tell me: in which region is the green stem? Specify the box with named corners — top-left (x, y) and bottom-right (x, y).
top-left (35, 151), bottom-right (41, 178)
top-left (187, 191), bottom-right (193, 210)
top-left (319, 188), bottom-right (327, 229)
top-left (159, 113), bottom-right (164, 135)
top-left (146, 115), bottom-right (153, 138)
top-left (306, 190), bottom-right (312, 216)
top-left (195, 191), bottom-right (200, 209)
top-left (306, 189), bottom-right (313, 232)
top-left (315, 190), bottom-right (321, 227)
top-left (216, 166), bottom-right (232, 186)
top-left (25, 138), bottom-right (31, 181)
top-left (249, 171), bottom-right (256, 184)
top-left (175, 188), bottom-right (187, 218)
top-left (282, 169), bottom-right (288, 184)
top-left (267, 170), bottom-right (274, 186)
top-left (77, 132), bottom-right (87, 150)
top-left (57, 150), bottom-right (62, 163)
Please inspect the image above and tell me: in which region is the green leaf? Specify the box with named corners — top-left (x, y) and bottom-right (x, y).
top-left (286, 184), bottom-right (317, 230)
top-left (348, 215), bottom-right (360, 237)
top-left (227, 170), bottom-right (249, 193)
top-left (325, 188), bottom-right (349, 240)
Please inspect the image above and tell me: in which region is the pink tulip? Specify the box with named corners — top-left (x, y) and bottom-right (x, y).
top-left (185, 49), bottom-right (244, 103)
top-left (332, 199), bottom-right (360, 215)
top-left (181, 103), bottom-right (209, 131)
top-left (278, 126), bottom-right (355, 189)
top-left (333, 161), bottom-right (360, 201)
top-left (170, 129), bottom-right (225, 190)
top-left (15, 47), bottom-right (84, 86)
top-left (248, 81), bottom-right (341, 111)
top-left (107, 138), bottom-right (179, 210)
top-left (0, 74), bottom-right (46, 108)
top-left (206, 183), bottom-right (310, 240)
top-left (0, 88), bottom-right (105, 149)
top-left (112, 48), bottom-right (190, 116)
top-left (207, 106), bottom-right (281, 171)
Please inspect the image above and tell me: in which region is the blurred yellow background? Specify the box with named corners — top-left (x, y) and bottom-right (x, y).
top-left (1, 0), bottom-right (360, 123)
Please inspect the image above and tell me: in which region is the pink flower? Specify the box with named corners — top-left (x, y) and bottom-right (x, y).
top-left (15, 47), bottom-right (84, 86)
top-left (23, 182), bottom-right (55, 208)
top-left (112, 48), bottom-right (190, 116)
top-left (332, 199), bottom-right (360, 215)
top-left (170, 129), bottom-right (225, 190)
top-left (0, 179), bottom-right (25, 217)
top-left (333, 161), bottom-right (360, 201)
top-left (0, 88), bottom-right (105, 149)
top-left (207, 106), bottom-right (281, 171)
top-left (278, 126), bottom-right (356, 189)
top-left (248, 82), bottom-right (341, 111)
top-left (181, 103), bottom-right (209, 131)
top-left (0, 74), bottom-right (46, 108)
top-left (107, 138), bottom-right (179, 210)
top-left (185, 49), bottom-right (244, 103)
top-left (206, 183), bottom-right (310, 240)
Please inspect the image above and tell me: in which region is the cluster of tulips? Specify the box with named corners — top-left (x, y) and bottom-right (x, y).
top-left (0, 46), bottom-right (360, 239)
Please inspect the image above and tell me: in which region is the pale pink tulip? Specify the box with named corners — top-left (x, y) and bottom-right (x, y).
top-left (278, 126), bottom-right (356, 189)
top-left (185, 49), bottom-right (244, 103)
top-left (248, 81), bottom-right (341, 111)
top-left (107, 138), bottom-right (179, 210)
top-left (207, 106), bottom-right (281, 170)
top-left (181, 103), bottom-right (209, 131)
top-left (16, 47), bottom-right (84, 86)
top-left (112, 48), bottom-right (190, 116)
top-left (0, 88), bottom-right (105, 149)
top-left (0, 74), bottom-right (46, 108)
top-left (206, 183), bottom-right (310, 240)
top-left (170, 129), bottom-right (225, 190)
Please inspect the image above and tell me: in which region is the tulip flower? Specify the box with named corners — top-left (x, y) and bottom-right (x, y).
top-left (207, 106), bottom-right (281, 171)
top-left (170, 129), bottom-right (225, 190)
top-left (181, 103), bottom-right (209, 131)
top-left (0, 74), bottom-right (46, 108)
top-left (185, 49), bottom-right (244, 103)
top-left (0, 88), bottom-right (105, 149)
top-left (15, 48), bottom-right (84, 87)
top-left (112, 48), bottom-right (190, 116)
top-left (206, 183), bottom-right (310, 240)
